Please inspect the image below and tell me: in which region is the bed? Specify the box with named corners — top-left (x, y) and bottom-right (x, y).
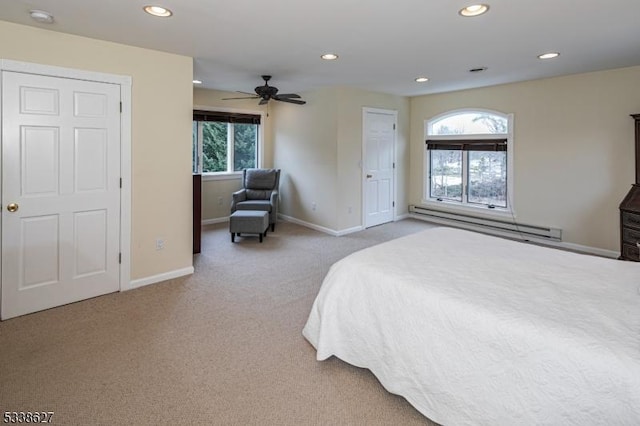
top-left (303, 227), bottom-right (640, 425)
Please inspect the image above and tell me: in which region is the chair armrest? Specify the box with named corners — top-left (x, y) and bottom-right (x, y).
top-left (270, 190), bottom-right (279, 224)
top-left (231, 189), bottom-right (247, 212)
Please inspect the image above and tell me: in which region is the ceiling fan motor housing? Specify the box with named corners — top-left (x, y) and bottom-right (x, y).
top-left (255, 85), bottom-right (278, 98)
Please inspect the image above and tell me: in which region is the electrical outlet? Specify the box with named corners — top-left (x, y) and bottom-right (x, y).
top-left (312, 202), bottom-right (317, 211)
top-left (348, 206), bottom-right (352, 214)
top-left (156, 238), bottom-right (164, 250)
top-left (217, 196), bottom-right (223, 205)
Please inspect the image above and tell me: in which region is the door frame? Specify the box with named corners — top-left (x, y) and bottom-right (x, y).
top-left (362, 107), bottom-right (397, 228)
top-left (0, 59), bottom-right (132, 301)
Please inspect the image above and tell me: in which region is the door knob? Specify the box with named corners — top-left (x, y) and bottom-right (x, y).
top-left (366, 174), bottom-right (373, 178)
top-left (6, 203), bottom-right (18, 212)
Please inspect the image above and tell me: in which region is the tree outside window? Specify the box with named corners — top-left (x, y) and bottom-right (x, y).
top-left (233, 123), bottom-right (257, 171)
top-left (193, 111), bottom-right (260, 174)
top-left (202, 121), bottom-right (228, 172)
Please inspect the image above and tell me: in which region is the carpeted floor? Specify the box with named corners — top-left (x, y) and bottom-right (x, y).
top-left (0, 219), bottom-right (440, 425)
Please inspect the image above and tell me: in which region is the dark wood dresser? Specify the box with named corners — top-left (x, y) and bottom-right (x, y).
top-left (618, 114), bottom-right (640, 261)
top-left (193, 174), bottom-right (202, 254)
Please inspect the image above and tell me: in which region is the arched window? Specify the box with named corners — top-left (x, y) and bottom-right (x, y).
top-left (425, 109), bottom-right (513, 211)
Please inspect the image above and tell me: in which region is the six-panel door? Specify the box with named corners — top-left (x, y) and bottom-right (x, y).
top-left (364, 110), bottom-right (395, 228)
top-left (1, 71), bottom-right (121, 320)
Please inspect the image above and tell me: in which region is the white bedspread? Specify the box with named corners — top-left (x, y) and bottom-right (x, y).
top-left (303, 227), bottom-right (640, 425)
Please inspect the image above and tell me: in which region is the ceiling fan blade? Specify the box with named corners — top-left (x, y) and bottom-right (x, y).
top-left (274, 93), bottom-right (301, 99)
top-left (275, 97), bottom-right (306, 105)
top-left (222, 96), bottom-right (259, 100)
top-left (258, 98), bottom-right (269, 105)
top-left (237, 91), bottom-right (256, 95)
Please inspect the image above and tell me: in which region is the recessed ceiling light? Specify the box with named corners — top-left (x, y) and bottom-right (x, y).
top-left (538, 52), bottom-right (560, 60)
top-left (415, 77), bottom-right (429, 83)
top-left (459, 4), bottom-right (490, 17)
top-left (143, 5), bottom-right (173, 17)
top-left (321, 53), bottom-right (339, 60)
top-left (29, 10), bottom-right (54, 24)
top-left (193, 80), bottom-right (202, 85)
top-left (469, 67), bottom-right (487, 73)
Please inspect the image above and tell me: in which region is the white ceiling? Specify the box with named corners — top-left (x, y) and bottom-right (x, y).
top-left (2, 0), bottom-right (640, 97)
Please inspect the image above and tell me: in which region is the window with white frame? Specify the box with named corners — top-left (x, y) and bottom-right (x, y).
top-left (425, 110), bottom-right (513, 211)
top-left (192, 110), bottom-right (260, 174)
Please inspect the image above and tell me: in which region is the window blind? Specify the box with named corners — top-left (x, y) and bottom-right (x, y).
top-left (426, 138), bottom-right (507, 152)
top-left (193, 110), bottom-right (261, 125)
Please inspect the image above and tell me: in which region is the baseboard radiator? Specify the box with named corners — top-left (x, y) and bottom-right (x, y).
top-left (409, 205), bottom-right (562, 241)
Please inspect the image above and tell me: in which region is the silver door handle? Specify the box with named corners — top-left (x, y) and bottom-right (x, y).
top-left (366, 174), bottom-right (372, 178)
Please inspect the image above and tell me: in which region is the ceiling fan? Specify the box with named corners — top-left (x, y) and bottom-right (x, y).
top-left (222, 75), bottom-right (306, 105)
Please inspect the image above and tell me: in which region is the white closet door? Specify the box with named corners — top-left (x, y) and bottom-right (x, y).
top-left (1, 71), bottom-right (121, 320)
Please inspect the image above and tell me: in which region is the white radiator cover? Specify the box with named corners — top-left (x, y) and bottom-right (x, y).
top-left (409, 205), bottom-right (562, 241)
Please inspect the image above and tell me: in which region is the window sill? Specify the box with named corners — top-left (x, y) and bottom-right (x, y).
top-left (420, 199), bottom-right (515, 219)
top-left (201, 172), bottom-right (243, 182)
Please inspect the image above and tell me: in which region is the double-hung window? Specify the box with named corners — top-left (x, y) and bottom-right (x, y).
top-left (192, 110), bottom-right (261, 174)
top-left (425, 110), bottom-right (513, 212)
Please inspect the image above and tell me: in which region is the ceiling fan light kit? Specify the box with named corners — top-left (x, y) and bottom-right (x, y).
top-left (222, 75), bottom-right (306, 106)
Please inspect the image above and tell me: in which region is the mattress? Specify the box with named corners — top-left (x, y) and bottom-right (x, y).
top-left (303, 227), bottom-right (640, 425)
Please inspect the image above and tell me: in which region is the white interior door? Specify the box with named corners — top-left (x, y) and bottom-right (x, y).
top-left (1, 70), bottom-right (121, 320)
top-left (363, 108), bottom-right (396, 228)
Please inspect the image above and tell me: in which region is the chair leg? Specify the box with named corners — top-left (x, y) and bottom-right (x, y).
top-left (231, 232), bottom-right (235, 242)
top-left (259, 233), bottom-right (263, 243)
top-left (271, 223), bottom-right (275, 232)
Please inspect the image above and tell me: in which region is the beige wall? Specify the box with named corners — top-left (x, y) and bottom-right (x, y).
top-left (336, 87), bottom-right (411, 230)
top-left (410, 65), bottom-right (640, 251)
top-left (200, 178), bottom-right (244, 221)
top-left (0, 21), bottom-right (193, 280)
top-left (273, 87), bottom-right (410, 232)
top-left (273, 88), bottom-right (340, 229)
top-left (193, 88), bottom-right (274, 221)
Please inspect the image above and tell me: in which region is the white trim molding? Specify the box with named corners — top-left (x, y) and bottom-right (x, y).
top-left (278, 214), bottom-right (363, 237)
top-left (202, 217), bottom-right (229, 226)
top-left (0, 59), bottom-right (132, 86)
top-left (337, 226), bottom-right (365, 236)
top-left (126, 267), bottom-right (194, 291)
top-left (202, 173), bottom-right (242, 182)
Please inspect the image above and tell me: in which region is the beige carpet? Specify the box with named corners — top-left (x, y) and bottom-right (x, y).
top-left (0, 219), bottom-right (440, 425)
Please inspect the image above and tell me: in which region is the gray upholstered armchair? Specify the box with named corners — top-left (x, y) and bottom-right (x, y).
top-left (231, 168), bottom-right (280, 232)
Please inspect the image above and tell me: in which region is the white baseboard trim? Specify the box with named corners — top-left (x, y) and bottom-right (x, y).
top-left (202, 217), bottom-right (229, 226)
top-left (542, 241), bottom-right (618, 259)
top-left (279, 214), bottom-right (340, 236)
top-left (336, 226), bottom-right (364, 236)
top-left (124, 266), bottom-right (194, 291)
top-left (395, 213), bottom-right (410, 221)
top-left (278, 214), bottom-right (363, 236)
top-left (409, 213), bottom-right (619, 258)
